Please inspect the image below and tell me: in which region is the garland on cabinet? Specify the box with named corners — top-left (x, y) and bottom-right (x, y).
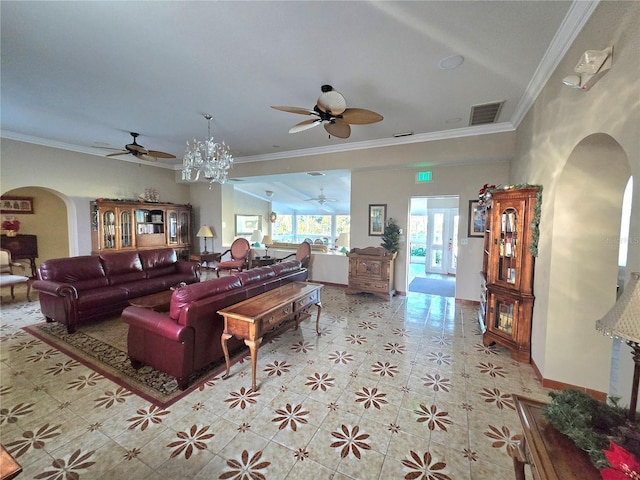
top-left (478, 184), bottom-right (542, 257)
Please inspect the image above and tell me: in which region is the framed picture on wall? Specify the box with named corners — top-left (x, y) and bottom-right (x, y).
top-left (368, 204), bottom-right (387, 236)
top-left (468, 200), bottom-right (486, 237)
top-left (235, 214), bottom-right (262, 236)
top-left (1, 196), bottom-right (34, 214)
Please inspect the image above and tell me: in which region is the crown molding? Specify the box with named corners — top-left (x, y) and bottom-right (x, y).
top-left (228, 122), bottom-right (516, 166)
top-left (511, 0), bottom-right (599, 128)
top-left (1, 130), bottom-right (175, 169)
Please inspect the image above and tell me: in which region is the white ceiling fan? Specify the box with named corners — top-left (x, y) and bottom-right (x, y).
top-left (305, 188), bottom-right (337, 205)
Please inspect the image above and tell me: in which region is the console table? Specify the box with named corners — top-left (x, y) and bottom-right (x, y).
top-left (1, 234), bottom-right (38, 277)
top-left (511, 395), bottom-right (600, 480)
top-left (218, 281), bottom-right (323, 391)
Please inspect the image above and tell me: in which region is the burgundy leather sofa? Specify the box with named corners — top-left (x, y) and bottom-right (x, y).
top-left (33, 248), bottom-right (200, 333)
top-left (122, 260), bottom-right (307, 389)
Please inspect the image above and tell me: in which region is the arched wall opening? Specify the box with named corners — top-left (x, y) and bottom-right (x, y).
top-left (543, 133), bottom-right (631, 395)
top-left (1, 186), bottom-right (74, 266)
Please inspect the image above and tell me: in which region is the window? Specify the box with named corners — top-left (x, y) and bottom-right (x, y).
top-left (296, 215), bottom-right (332, 243)
top-left (271, 213), bottom-right (350, 245)
top-left (273, 214), bottom-right (293, 242)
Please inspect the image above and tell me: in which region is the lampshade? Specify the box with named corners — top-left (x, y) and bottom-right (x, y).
top-left (596, 272), bottom-right (640, 344)
top-left (262, 234), bottom-right (273, 246)
top-left (250, 230), bottom-right (263, 243)
top-left (336, 233), bottom-right (350, 248)
top-left (196, 225), bottom-right (215, 238)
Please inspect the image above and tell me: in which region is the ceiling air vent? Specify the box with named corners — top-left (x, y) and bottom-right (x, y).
top-left (469, 101), bottom-right (504, 126)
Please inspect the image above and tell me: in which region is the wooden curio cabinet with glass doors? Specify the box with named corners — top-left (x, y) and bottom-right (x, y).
top-left (479, 187), bottom-right (538, 363)
top-left (91, 200), bottom-right (192, 259)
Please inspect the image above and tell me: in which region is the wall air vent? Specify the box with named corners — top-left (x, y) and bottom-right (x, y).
top-left (469, 101), bottom-right (504, 126)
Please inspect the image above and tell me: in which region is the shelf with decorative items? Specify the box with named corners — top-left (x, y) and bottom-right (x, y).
top-left (91, 199), bottom-right (192, 257)
top-left (479, 185), bottom-right (541, 362)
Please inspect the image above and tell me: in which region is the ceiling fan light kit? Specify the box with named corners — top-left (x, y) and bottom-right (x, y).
top-left (181, 114), bottom-right (234, 186)
top-left (271, 85), bottom-right (383, 139)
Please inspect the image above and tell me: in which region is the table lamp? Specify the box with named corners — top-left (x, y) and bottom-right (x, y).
top-left (196, 225), bottom-right (215, 254)
top-left (262, 234), bottom-right (273, 258)
top-left (335, 233), bottom-right (350, 253)
top-left (596, 272), bottom-right (640, 422)
top-left (250, 230), bottom-right (263, 247)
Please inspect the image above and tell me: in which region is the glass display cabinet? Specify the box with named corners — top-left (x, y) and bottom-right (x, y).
top-left (480, 187), bottom-right (538, 362)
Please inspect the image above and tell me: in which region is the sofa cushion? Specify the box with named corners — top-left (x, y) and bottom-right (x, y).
top-left (234, 266), bottom-right (276, 286)
top-left (270, 260), bottom-right (302, 276)
top-left (170, 276), bottom-right (242, 320)
top-left (139, 248), bottom-right (177, 271)
top-left (37, 256), bottom-right (109, 291)
top-left (100, 251), bottom-right (146, 285)
top-left (75, 285), bottom-right (129, 308)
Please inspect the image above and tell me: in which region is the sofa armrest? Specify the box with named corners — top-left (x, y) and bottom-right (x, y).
top-left (122, 306), bottom-right (191, 342)
top-left (175, 260), bottom-right (201, 279)
top-left (32, 280), bottom-right (78, 299)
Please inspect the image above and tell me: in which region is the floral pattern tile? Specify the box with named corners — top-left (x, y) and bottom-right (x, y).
top-left (0, 282), bottom-right (554, 479)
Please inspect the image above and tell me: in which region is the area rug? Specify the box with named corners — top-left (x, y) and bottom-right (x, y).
top-left (408, 276), bottom-right (456, 297)
top-left (24, 317), bottom-right (248, 408)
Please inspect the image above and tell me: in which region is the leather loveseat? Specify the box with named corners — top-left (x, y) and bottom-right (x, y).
top-left (122, 259), bottom-right (307, 389)
top-left (33, 248), bottom-right (200, 334)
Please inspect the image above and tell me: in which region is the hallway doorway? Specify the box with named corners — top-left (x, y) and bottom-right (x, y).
top-left (408, 196), bottom-right (459, 296)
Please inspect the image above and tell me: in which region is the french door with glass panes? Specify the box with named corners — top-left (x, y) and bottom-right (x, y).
top-left (425, 208), bottom-right (458, 274)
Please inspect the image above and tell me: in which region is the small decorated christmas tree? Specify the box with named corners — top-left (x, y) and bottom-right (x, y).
top-left (380, 218), bottom-right (401, 253)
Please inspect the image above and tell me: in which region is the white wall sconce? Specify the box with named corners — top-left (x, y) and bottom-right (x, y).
top-left (562, 47), bottom-right (613, 91)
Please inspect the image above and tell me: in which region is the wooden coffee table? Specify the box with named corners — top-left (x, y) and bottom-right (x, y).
top-left (218, 281), bottom-right (323, 391)
top-left (128, 290), bottom-right (173, 312)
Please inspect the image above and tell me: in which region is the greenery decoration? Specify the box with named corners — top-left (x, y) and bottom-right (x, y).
top-left (380, 218), bottom-right (401, 253)
top-left (477, 184), bottom-right (543, 257)
top-left (543, 389), bottom-right (640, 469)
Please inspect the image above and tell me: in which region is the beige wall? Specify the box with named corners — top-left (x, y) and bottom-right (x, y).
top-left (511, 1), bottom-right (640, 398)
top-left (1, 139), bottom-right (191, 258)
top-left (350, 162), bottom-right (510, 297)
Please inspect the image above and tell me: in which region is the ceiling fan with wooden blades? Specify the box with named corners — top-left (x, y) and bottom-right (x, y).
top-left (271, 85), bottom-right (383, 139)
top-left (104, 132), bottom-right (176, 162)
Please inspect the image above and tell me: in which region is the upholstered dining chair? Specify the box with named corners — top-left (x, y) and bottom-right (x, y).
top-left (0, 248), bottom-right (31, 301)
top-left (216, 237), bottom-right (251, 277)
top-left (278, 241), bottom-right (312, 268)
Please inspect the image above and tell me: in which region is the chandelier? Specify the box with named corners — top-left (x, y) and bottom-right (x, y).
top-left (181, 114), bottom-right (233, 185)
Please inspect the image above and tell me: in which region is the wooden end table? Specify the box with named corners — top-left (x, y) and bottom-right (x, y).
top-left (511, 395), bottom-right (600, 480)
top-left (251, 256), bottom-right (275, 268)
top-left (218, 281), bottom-right (323, 391)
top-left (189, 252), bottom-right (221, 269)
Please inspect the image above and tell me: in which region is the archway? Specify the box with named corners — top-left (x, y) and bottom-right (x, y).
top-left (544, 133), bottom-right (631, 395)
top-left (1, 186), bottom-right (73, 265)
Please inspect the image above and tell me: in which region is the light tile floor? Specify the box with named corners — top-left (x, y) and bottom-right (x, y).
top-left (0, 280), bottom-right (548, 479)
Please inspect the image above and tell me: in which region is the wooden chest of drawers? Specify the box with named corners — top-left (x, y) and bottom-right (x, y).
top-left (345, 251), bottom-right (396, 300)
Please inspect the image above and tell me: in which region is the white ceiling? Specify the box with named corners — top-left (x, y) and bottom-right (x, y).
top-left (1, 1), bottom-right (594, 214)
